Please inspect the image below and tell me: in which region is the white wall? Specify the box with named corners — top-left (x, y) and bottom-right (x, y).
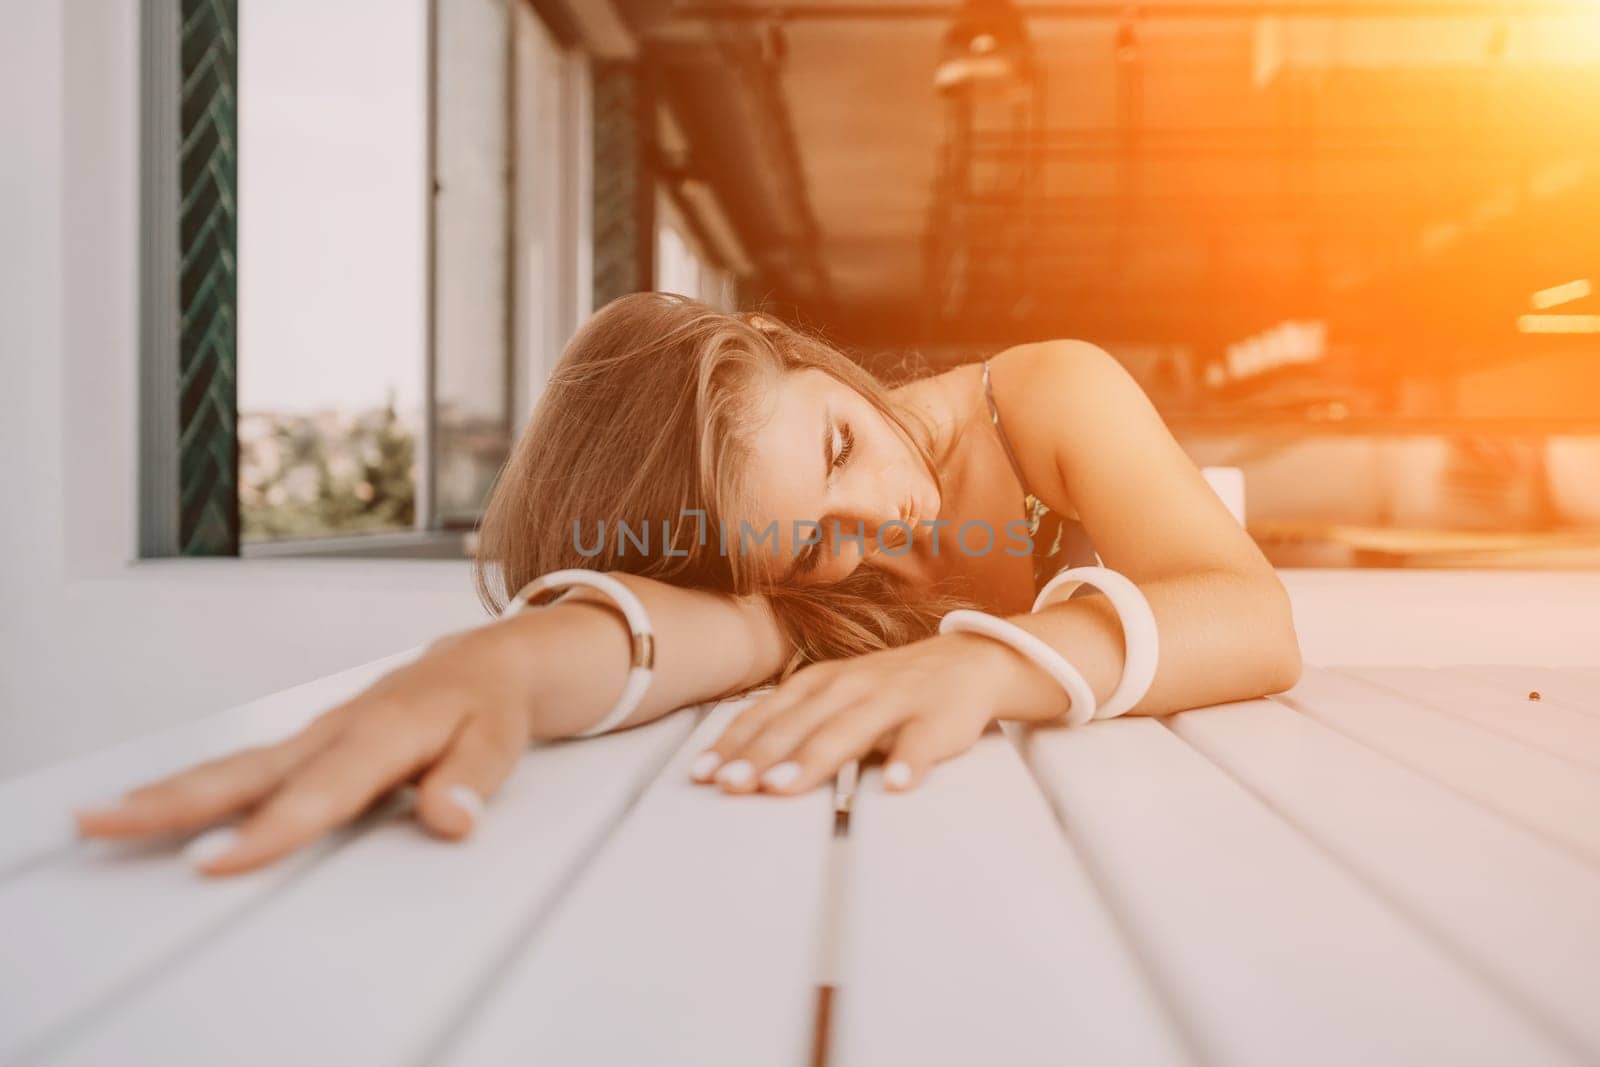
top-left (0, 2), bottom-right (484, 782)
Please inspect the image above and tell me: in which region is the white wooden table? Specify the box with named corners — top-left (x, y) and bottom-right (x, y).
top-left (3, 658), bottom-right (1599, 1066)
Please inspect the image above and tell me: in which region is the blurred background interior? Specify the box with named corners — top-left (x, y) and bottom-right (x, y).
top-left (3, 0), bottom-right (1598, 777)
top-left (235, 0), bottom-right (1600, 569)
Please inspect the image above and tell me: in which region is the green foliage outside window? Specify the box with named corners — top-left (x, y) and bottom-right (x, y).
top-left (240, 400), bottom-right (418, 542)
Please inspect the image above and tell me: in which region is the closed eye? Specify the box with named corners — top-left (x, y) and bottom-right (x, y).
top-left (790, 420), bottom-right (857, 581)
top-left (830, 422), bottom-right (855, 475)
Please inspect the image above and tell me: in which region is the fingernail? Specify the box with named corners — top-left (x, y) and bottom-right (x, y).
top-left (715, 759), bottom-right (754, 788)
top-left (445, 784), bottom-right (484, 824)
top-left (761, 761), bottom-right (801, 791)
top-left (884, 761), bottom-right (913, 790)
top-left (689, 751), bottom-right (723, 782)
top-left (183, 827), bottom-right (240, 870)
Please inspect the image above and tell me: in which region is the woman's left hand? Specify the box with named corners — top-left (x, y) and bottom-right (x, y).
top-left (689, 631), bottom-right (1013, 795)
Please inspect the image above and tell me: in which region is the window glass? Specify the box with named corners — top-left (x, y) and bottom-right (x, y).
top-left (237, 0), bottom-right (427, 542)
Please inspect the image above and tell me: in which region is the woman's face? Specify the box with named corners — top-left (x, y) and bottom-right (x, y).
top-left (739, 368), bottom-right (941, 586)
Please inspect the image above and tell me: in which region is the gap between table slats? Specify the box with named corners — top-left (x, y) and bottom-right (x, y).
top-left (1015, 714), bottom-right (1582, 1067)
top-left (1171, 696), bottom-right (1600, 1062)
top-left (808, 758), bottom-right (856, 1067)
top-left (1277, 667), bottom-right (1600, 868)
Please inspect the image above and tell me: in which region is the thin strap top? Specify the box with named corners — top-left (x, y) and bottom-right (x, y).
top-left (980, 358), bottom-right (1100, 591)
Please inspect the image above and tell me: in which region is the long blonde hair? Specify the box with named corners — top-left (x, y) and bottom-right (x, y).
top-left (472, 291), bottom-right (978, 683)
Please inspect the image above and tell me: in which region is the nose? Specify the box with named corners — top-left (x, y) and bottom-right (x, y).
top-left (829, 475), bottom-right (905, 547)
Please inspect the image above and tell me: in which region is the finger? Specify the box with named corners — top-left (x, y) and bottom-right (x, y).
top-left (759, 699), bottom-right (909, 796)
top-left (882, 712), bottom-right (988, 792)
top-left (714, 695), bottom-right (854, 794)
top-left (74, 727), bottom-right (331, 840)
top-left (414, 714), bottom-right (526, 840)
top-left (688, 669), bottom-right (833, 784)
top-left (191, 723), bottom-right (439, 876)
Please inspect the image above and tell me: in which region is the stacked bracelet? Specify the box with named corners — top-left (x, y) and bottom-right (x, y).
top-left (938, 609), bottom-right (1098, 727)
top-left (503, 569), bottom-right (656, 738)
top-left (938, 564), bottom-right (1159, 729)
top-left (1032, 565), bottom-right (1158, 720)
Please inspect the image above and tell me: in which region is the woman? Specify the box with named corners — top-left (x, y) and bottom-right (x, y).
top-left (75, 292), bottom-right (1302, 876)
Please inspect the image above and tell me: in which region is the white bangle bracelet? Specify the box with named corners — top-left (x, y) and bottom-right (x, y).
top-left (504, 569), bottom-right (656, 738)
top-left (938, 609), bottom-right (1097, 727)
top-left (1031, 565), bottom-right (1158, 720)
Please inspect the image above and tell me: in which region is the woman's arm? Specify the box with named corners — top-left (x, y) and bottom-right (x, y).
top-left (965, 567), bottom-right (1301, 724)
top-left (74, 574), bottom-right (793, 875)
top-left (461, 573), bottom-right (792, 738)
top-left (984, 337), bottom-right (1303, 707)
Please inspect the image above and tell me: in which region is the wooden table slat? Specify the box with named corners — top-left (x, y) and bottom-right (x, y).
top-left (1343, 666), bottom-right (1600, 773)
top-left (1279, 667), bottom-right (1600, 866)
top-left (831, 730), bottom-right (1195, 1067)
top-left (1018, 716), bottom-right (1581, 1067)
top-left (1172, 697), bottom-right (1600, 1061)
top-left (33, 709), bottom-right (703, 1067)
top-left (439, 698), bottom-right (836, 1067)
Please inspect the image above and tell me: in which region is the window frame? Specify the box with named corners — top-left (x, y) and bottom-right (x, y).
top-left (141, 0), bottom-right (596, 561)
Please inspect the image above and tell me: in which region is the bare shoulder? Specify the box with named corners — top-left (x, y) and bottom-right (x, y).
top-left (987, 339), bottom-right (1128, 402)
top-left (984, 340), bottom-right (1147, 491)
top-left (901, 340), bottom-right (1124, 437)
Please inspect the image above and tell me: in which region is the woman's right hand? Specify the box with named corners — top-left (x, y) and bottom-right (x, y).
top-left (72, 627), bottom-right (542, 877)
